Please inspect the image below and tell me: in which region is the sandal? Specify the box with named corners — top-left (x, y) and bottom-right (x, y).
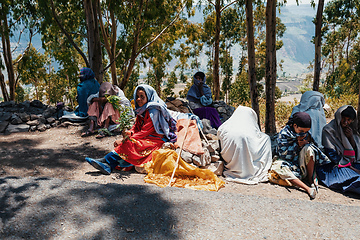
top-left (95, 132), bottom-right (106, 139)
top-left (308, 187), bottom-right (317, 200)
top-left (81, 130), bottom-right (95, 137)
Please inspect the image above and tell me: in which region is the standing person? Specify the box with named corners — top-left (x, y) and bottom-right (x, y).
top-left (85, 84), bottom-right (177, 175)
top-left (74, 67), bottom-right (100, 117)
top-left (270, 112), bottom-right (330, 199)
top-left (291, 91), bottom-right (327, 148)
top-left (317, 105), bottom-right (360, 194)
top-left (81, 82), bottom-right (133, 138)
top-left (186, 71), bottom-right (222, 129)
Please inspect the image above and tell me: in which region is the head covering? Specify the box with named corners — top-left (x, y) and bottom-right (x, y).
top-left (218, 106), bottom-right (272, 184)
top-left (186, 72), bottom-right (212, 103)
top-left (291, 91), bottom-right (326, 147)
top-left (134, 84), bottom-right (177, 142)
top-left (99, 82), bottom-right (119, 97)
top-left (287, 112), bottom-right (311, 128)
top-left (341, 106), bottom-right (356, 120)
top-left (194, 71), bottom-right (205, 81)
top-left (79, 67), bottom-right (95, 82)
top-left (322, 105), bottom-right (360, 165)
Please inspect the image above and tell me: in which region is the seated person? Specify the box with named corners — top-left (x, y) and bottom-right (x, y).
top-left (82, 82), bottom-right (133, 138)
top-left (270, 112), bottom-right (330, 199)
top-left (74, 67), bottom-right (100, 117)
top-left (317, 105), bottom-right (360, 194)
top-left (291, 91), bottom-right (327, 149)
top-left (85, 84), bottom-right (177, 175)
top-left (218, 106), bottom-right (272, 184)
top-left (186, 71), bottom-right (222, 129)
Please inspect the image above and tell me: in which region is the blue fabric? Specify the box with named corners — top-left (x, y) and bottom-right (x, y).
top-left (134, 84), bottom-right (177, 142)
top-left (324, 147), bottom-right (342, 165)
top-left (74, 68), bottom-right (100, 117)
top-left (186, 75), bottom-right (213, 106)
top-left (105, 151), bottom-right (133, 170)
top-left (317, 162), bottom-right (360, 194)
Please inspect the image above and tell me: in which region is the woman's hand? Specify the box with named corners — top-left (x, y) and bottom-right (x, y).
top-left (297, 134), bottom-right (309, 147)
top-left (343, 126), bottom-right (353, 138)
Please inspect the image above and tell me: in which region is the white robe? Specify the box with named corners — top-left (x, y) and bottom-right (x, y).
top-left (217, 106), bottom-right (272, 184)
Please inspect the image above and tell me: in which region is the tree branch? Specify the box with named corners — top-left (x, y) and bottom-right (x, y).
top-left (220, 0), bottom-right (239, 13)
top-left (49, 0), bottom-right (90, 67)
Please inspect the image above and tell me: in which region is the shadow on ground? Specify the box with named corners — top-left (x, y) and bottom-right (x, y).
top-left (0, 176), bottom-right (180, 239)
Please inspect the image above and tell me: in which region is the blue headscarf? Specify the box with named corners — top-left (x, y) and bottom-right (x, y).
top-left (186, 72), bottom-right (213, 105)
top-left (134, 84), bottom-right (177, 142)
top-left (75, 67), bottom-right (100, 117)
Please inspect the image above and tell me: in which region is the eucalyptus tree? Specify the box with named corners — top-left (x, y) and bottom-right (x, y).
top-left (0, 0), bottom-right (37, 101)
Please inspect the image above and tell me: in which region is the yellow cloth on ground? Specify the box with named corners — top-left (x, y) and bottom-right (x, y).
top-left (144, 149), bottom-right (225, 191)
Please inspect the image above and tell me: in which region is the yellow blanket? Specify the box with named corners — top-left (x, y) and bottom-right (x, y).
top-left (144, 149), bottom-right (225, 191)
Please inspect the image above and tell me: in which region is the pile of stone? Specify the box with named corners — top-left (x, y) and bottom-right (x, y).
top-left (0, 100), bottom-right (66, 134)
top-left (213, 100), bottom-right (236, 123)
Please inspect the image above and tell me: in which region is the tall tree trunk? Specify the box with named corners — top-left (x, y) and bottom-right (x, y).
top-left (313, 0), bottom-right (324, 91)
top-left (0, 68), bottom-right (10, 101)
top-left (213, 0), bottom-right (221, 100)
top-left (265, 0), bottom-right (277, 134)
top-left (245, 0), bottom-right (260, 129)
top-left (1, 17), bottom-right (16, 101)
top-left (98, 2), bottom-right (117, 85)
top-left (84, 0), bottom-right (103, 83)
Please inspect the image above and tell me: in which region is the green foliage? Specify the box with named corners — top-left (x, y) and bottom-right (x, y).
top-left (326, 93), bottom-right (358, 118)
top-left (115, 105), bottom-right (135, 133)
top-left (229, 71), bottom-right (250, 106)
top-left (163, 71), bottom-right (177, 98)
top-left (179, 80), bottom-right (193, 99)
top-left (15, 85), bottom-right (27, 103)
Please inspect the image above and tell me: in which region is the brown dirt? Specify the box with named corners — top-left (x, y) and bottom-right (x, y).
top-left (1, 124), bottom-right (360, 206)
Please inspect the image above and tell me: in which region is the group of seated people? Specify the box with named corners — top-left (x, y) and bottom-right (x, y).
top-left (75, 68), bottom-right (360, 198)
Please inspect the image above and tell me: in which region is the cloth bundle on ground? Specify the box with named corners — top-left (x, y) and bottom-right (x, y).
top-left (174, 119), bottom-right (204, 155)
top-left (317, 105), bottom-right (360, 194)
top-left (291, 91), bottom-right (326, 148)
top-left (87, 82), bottom-right (133, 131)
top-left (144, 149), bottom-right (225, 191)
top-left (218, 106), bottom-right (272, 184)
top-left (74, 67), bottom-right (100, 117)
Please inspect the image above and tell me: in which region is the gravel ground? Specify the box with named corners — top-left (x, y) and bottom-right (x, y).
top-left (1, 176), bottom-right (360, 240)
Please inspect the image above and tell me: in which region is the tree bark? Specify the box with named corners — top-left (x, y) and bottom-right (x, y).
top-left (245, 0), bottom-right (260, 129)
top-left (265, 0), bottom-right (277, 134)
top-left (313, 0), bottom-right (324, 91)
top-left (84, 0), bottom-right (103, 83)
top-left (213, 0), bottom-right (221, 100)
top-left (0, 68), bottom-right (10, 101)
top-left (1, 17), bottom-right (16, 101)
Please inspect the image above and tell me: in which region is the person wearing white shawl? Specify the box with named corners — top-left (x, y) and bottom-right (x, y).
top-left (217, 106), bottom-right (272, 184)
top-left (291, 91), bottom-right (327, 148)
top-left (317, 105), bottom-right (360, 194)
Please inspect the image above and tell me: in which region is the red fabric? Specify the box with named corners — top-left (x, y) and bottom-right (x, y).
top-left (114, 111), bottom-right (164, 166)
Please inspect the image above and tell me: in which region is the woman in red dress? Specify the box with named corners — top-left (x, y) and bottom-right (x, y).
top-left (85, 84), bottom-right (177, 175)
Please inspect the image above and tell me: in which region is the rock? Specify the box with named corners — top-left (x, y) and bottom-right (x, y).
top-left (38, 117), bottom-right (47, 124)
top-left (135, 166), bottom-right (147, 174)
top-left (43, 106), bottom-right (56, 118)
top-left (10, 114), bottom-right (23, 125)
top-left (37, 123), bottom-right (47, 132)
top-left (18, 100), bottom-right (31, 109)
top-left (217, 106), bottom-right (227, 114)
top-left (201, 148), bottom-right (211, 166)
top-left (45, 124), bottom-right (51, 129)
top-left (6, 124), bottom-right (29, 133)
top-left (192, 154), bottom-right (206, 167)
top-left (30, 114), bottom-right (40, 120)
top-left (205, 133), bottom-right (219, 140)
top-left (30, 100), bottom-right (44, 108)
top-left (0, 101), bottom-right (15, 108)
top-left (211, 154), bottom-right (220, 163)
top-left (46, 117), bottom-right (56, 124)
top-left (201, 161), bottom-right (224, 176)
top-left (27, 119), bottom-right (40, 126)
top-left (176, 149), bottom-right (193, 163)
top-left (17, 112), bottom-right (30, 122)
top-left (30, 125), bottom-right (37, 131)
top-left (207, 140), bottom-right (220, 153)
top-left (0, 112), bottom-right (12, 121)
top-left (161, 142), bottom-right (175, 150)
top-left (0, 121), bottom-right (9, 133)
